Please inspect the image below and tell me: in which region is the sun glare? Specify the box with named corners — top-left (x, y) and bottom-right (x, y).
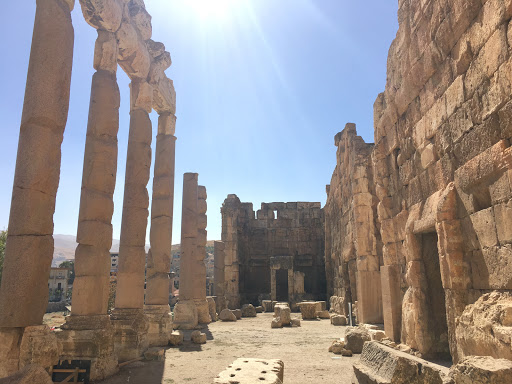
top-left (184, 0), bottom-right (239, 22)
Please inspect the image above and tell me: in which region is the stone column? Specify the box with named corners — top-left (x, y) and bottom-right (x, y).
top-left (144, 112), bottom-right (177, 346)
top-left (270, 269), bottom-right (277, 302)
top-left (0, 0), bottom-right (74, 377)
top-left (195, 186), bottom-right (211, 323)
top-left (111, 80), bottom-right (153, 361)
top-left (214, 241), bottom-right (226, 313)
top-left (57, 29), bottom-right (119, 381)
top-left (221, 195), bottom-right (242, 309)
top-left (173, 173), bottom-right (199, 329)
top-left (169, 272), bottom-right (176, 297)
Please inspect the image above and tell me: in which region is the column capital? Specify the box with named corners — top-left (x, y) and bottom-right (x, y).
top-left (158, 112), bottom-right (176, 135)
top-left (130, 80), bottom-right (153, 113)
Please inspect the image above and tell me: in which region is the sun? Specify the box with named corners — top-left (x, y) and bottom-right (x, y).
top-left (184, 0), bottom-right (239, 22)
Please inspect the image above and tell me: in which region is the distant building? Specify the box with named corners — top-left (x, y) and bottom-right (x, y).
top-left (110, 253), bottom-right (119, 278)
top-left (48, 268), bottom-right (71, 302)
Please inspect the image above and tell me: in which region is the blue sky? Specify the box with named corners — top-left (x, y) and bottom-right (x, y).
top-left (0, 0), bottom-right (398, 244)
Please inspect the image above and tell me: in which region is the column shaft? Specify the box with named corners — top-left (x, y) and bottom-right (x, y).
top-left (0, 0), bottom-right (74, 328)
top-left (115, 81), bottom-right (153, 310)
top-left (72, 66), bottom-right (120, 316)
top-left (145, 114), bottom-right (176, 306)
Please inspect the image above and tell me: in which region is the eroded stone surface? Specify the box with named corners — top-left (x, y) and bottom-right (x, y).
top-left (214, 358), bottom-right (284, 384)
top-left (353, 341), bottom-right (451, 384)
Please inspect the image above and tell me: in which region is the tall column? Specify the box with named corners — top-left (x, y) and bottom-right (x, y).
top-left (214, 241), bottom-right (226, 313)
top-left (58, 29), bottom-right (119, 381)
top-left (0, 0), bottom-right (74, 377)
top-left (145, 112), bottom-right (176, 346)
top-left (173, 173), bottom-right (199, 329)
top-left (111, 80), bottom-right (153, 361)
top-left (221, 195), bottom-right (242, 309)
top-left (195, 186), bottom-right (211, 323)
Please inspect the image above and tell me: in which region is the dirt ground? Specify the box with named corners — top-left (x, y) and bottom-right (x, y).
top-left (98, 312), bottom-right (358, 384)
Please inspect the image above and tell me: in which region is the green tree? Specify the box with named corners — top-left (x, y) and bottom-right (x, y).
top-left (0, 230), bottom-right (6, 284)
top-left (58, 260), bottom-right (75, 285)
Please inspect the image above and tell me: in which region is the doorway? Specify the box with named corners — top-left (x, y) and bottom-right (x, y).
top-left (421, 232), bottom-right (450, 359)
top-left (276, 269), bottom-right (288, 302)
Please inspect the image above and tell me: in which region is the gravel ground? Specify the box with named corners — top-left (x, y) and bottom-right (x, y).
top-left (98, 312), bottom-right (358, 384)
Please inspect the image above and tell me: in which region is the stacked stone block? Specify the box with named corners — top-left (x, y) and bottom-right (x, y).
top-left (221, 196), bottom-right (326, 308)
top-left (324, 124), bottom-right (383, 325)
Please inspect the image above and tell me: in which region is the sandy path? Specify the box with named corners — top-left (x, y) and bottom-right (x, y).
top-left (98, 312), bottom-right (358, 384)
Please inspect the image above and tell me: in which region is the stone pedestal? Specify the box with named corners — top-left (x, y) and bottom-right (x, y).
top-left (58, 315), bottom-right (118, 381)
top-left (111, 309), bottom-right (149, 362)
top-left (195, 299), bottom-right (211, 324)
top-left (173, 300), bottom-right (198, 330)
top-left (144, 305), bottom-right (172, 347)
top-left (0, 325), bottom-right (60, 379)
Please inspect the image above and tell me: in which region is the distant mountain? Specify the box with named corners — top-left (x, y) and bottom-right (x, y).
top-left (52, 234), bottom-right (216, 267)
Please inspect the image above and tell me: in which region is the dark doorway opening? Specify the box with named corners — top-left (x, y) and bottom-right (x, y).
top-left (421, 232), bottom-right (451, 360)
top-left (276, 269), bottom-right (288, 302)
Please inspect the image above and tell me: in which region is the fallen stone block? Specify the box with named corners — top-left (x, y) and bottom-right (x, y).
top-left (219, 309), bottom-right (236, 322)
top-left (191, 330), bottom-right (206, 344)
top-left (262, 300), bottom-right (275, 312)
top-left (232, 309), bottom-right (242, 320)
top-left (0, 364), bottom-right (53, 384)
top-left (316, 301), bottom-right (327, 311)
top-left (451, 355), bottom-right (512, 384)
top-left (353, 341), bottom-right (450, 384)
top-left (329, 340), bottom-right (345, 354)
top-left (317, 310), bottom-right (330, 319)
top-left (298, 302), bottom-right (318, 320)
top-left (144, 347), bottom-right (165, 361)
top-left (274, 304), bottom-right (291, 326)
top-left (331, 314), bottom-right (347, 326)
top-left (241, 304), bottom-right (257, 317)
top-left (291, 318), bottom-right (301, 327)
top-left (169, 330), bottom-right (183, 346)
top-left (255, 306), bottom-right (264, 313)
top-left (271, 317), bottom-right (283, 329)
top-left (369, 329), bottom-right (386, 341)
top-left (345, 326), bottom-right (371, 354)
top-left (213, 358), bottom-right (284, 384)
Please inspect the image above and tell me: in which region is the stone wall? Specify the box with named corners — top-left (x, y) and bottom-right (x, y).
top-left (221, 195), bottom-right (326, 308)
top-left (372, 0), bottom-right (512, 362)
top-left (324, 123), bottom-right (383, 324)
top-left (323, 0), bottom-right (512, 363)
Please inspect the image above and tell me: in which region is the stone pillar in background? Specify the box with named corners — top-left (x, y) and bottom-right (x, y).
top-left (195, 186), bottom-right (211, 323)
top-left (173, 173), bottom-right (199, 329)
top-left (221, 195), bottom-right (242, 309)
top-left (111, 80), bottom-right (153, 361)
top-left (144, 112), bottom-right (177, 346)
top-left (0, 0), bottom-right (74, 377)
top-left (169, 272), bottom-right (176, 297)
top-left (270, 269), bottom-right (277, 302)
top-left (214, 241), bottom-right (226, 313)
top-left (58, 29), bottom-right (119, 380)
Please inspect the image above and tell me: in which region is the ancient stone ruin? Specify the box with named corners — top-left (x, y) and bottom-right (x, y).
top-left (2, 0), bottom-right (512, 382)
top-left (217, 195), bottom-right (326, 310)
top-left (0, 0), bottom-right (178, 380)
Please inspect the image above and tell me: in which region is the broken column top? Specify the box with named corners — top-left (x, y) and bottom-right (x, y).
top-left (79, 0), bottom-right (176, 114)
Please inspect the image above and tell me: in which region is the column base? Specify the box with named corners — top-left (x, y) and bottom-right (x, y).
top-left (144, 305), bottom-right (172, 347)
top-left (0, 325), bottom-right (60, 379)
top-left (173, 300), bottom-right (198, 329)
top-left (195, 299), bottom-right (211, 324)
top-left (58, 315), bottom-right (118, 381)
top-left (111, 308), bottom-right (149, 362)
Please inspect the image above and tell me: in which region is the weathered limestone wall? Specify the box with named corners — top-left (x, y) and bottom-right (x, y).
top-left (372, 0), bottom-right (512, 361)
top-left (221, 196), bottom-right (326, 308)
top-left (324, 123), bottom-right (383, 324)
